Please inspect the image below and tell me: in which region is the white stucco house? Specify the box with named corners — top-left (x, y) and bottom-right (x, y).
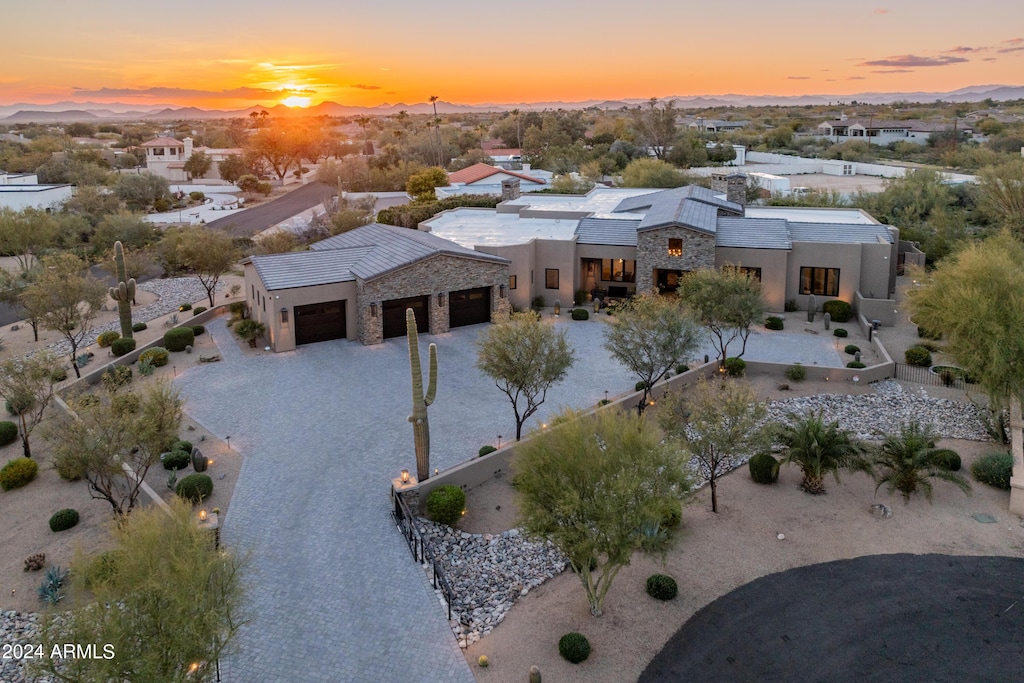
top-left (140, 136), bottom-right (244, 182)
top-left (0, 171), bottom-right (72, 211)
top-left (435, 163), bottom-right (552, 198)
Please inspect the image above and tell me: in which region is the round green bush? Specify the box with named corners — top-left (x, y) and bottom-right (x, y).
top-left (153, 198), bottom-right (170, 212)
top-left (139, 347), bottom-right (169, 367)
top-left (110, 337), bottom-right (137, 357)
top-left (175, 473), bottom-right (214, 503)
top-left (971, 451), bottom-right (1013, 490)
top-left (833, 328), bottom-right (848, 338)
top-left (179, 303), bottom-right (192, 312)
top-left (646, 574), bottom-right (679, 601)
top-left (821, 300), bottom-right (853, 322)
top-left (96, 330), bottom-right (120, 348)
top-left (189, 191), bottom-right (205, 201)
top-left (765, 316), bottom-right (784, 330)
top-left (478, 445), bottom-right (497, 457)
top-left (48, 508), bottom-right (80, 532)
top-left (163, 327), bottom-right (195, 352)
top-left (571, 308), bottom-right (589, 321)
top-left (0, 421), bottom-right (18, 447)
top-left (0, 457), bottom-right (38, 491)
top-left (934, 450), bottom-right (961, 472)
top-left (786, 363), bottom-right (806, 382)
top-left (132, 322), bottom-right (148, 332)
top-left (191, 325), bottom-right (206, 336)
top-left (847, 361), bottom-right (867, 369)
top-left (425, 485), bottom-right (466, 527)
top-left (635, 380), bottom-right (648, 391)
top-left (193, 306), bottom-right (207, 316)
top-left (558, 632), bottom-right (591, 664)
top-left (749, 452), bottom-right (780, 484)
top-left (161, 450), bottom-right (191, 471)
top-left (844, 344), bottom-right (860, 355)
top-left (724, 357), bottom-right (746, 377)
top-left (171, 440), bottom-right (193, 454)
top-left (905, 346), bottom-right (932, 367)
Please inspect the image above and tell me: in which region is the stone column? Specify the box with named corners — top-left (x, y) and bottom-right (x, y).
top-left (1009, 398), bottom-right (1024, 516)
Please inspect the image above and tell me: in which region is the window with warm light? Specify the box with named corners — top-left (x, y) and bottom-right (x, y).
top-left (737, 266), bottom-right (762, 282)
top-left (545, 269), bottom-right (559, 289)
top-left (600, 259), bottom-right (635, 283)
top-left (800, 267), bottom-right (840, 296)
top-left (668, 238), bottom-right (683, 257)
top-left (509, 275), bottom-right (517, 290)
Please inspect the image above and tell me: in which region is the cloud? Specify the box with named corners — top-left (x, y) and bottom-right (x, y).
top-left (998, 46), bottom-right (1024, 53)
top-left (945, 46), bottom-right (983, 54)
top-left (70, 85), bottom-right (314, 99)
top-left (1002, 37), bottom-right (1023, 44)
top-left (860, 54), bottom-right (967, 67)
top-left (348, 84), bottom-right (381, 90)
top-left (847, 76), bottom-right (867, 80)
top-left (873, 8), bottom-right (888, 14)
top-left (982, 57), bottom-right (998, 62)
top-left (787, 76), bottom-right (810, 80)
top-left (871, 69), bottom-right (915, 74)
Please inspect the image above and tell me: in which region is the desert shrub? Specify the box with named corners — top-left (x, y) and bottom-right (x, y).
top-left (971, 451), bottom-right (1013, 490)
top-left (917, 325), bottom-right (942, 340)
top-left (110, 393), bottom-right (140, 416)
top-left (786, 363), bottom-right (806, 382)
top-left (821, 300), bottom-right (853, 322)
top-left (153, 198), bottom-right (170, 212)
top-left (189, 191), bottom-right (205, 201)
top-left (96, 330), bottom-right (120, 347)
top-left (175, 473), bottom-right (213, 502)
top-left (50, 367), bottom-right (68, 382)
top-left (171, 439), bottom-right (193, 454)
top-left (132, 322), bottom-right (148, 332)
top-left (178, 303), bottom-right (192, 312)
top-left (54, 453), bottom-right (85, 481)
top-left (161, 450), bottom-right (191, 471)
top-left (6, 393), bottom-right (33, 416)
top-left (48, 508), bottom-right (80, 532)
top-left (662, 499), bottom-right (683, 529)
top-left (0, 421), bottom-right (18, 447)
top-left (847, 361), bottom-right (866, 369)
top-left (917, 341), bottom-right (942, 353)
top-left (478, 445), bottom-right (497, 457)
top-left (193, 306), bottom-right (207, 316)
top-left (677, 364), bottom-right (689, 374)
top-left (137, 359), bottom-right (155, 376)
top-left (164, 327), bottom-right (195, 352)
top-left (635, 380), bottom-right (648, 391)
top-left (765, 316), bottom-right (784, 330)
top-left (102, 365), bottom-right (133, 390)
top-left (934, 450), bottom-right (962, 472)
top-left (228, 301), bottom-right (247, 319)
top-left (749, 452), bottom-right (780, 484)
top-left (904, 346), bottom-right (932, 367)
top-left (139, 347), bottom-right (169, 367)
top-left (844, 344), bottom-right (860, 355)
top-left (191, 325), bottom-right (206, 336)
top-left (571, 308), bottom-right (589, 321)
top-left (558, 632), bottom-right (591, 664)
top-left (425, 485), bottom-right (466, 527)
top-left (784, 299), bottom-right (798, 312)
top-left (0, 457), bottom-right (38, 491)
top-left (110, 337), bottom-right (137, 357)
top-left (645, 574), bottom-right (678, 601)
top-left (530, 296), bottom-right (545, 311)
top-left (724, 357), bottom-right (746, 377)
top-left (833, 328), bottom-right (848, 338)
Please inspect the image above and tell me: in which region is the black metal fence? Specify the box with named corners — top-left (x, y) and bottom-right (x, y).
top-left (894, 363), bottom-right (969, 391)
top-left (391, 490), bottom-right (456, 621)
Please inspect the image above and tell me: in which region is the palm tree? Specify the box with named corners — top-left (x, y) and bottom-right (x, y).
top-left (429, 95), bottom-right (442, 166)
top-left (777, 411), bottom-right (869, 494)
top-left (873, 422), bottom-right (971, 503)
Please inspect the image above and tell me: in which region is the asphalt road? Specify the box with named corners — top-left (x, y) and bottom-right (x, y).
top-left (639, 554), bottom-right (1024, 683)
top-left (205, 181), bottom-right (335, 237)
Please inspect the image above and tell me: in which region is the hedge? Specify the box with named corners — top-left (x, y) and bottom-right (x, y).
top-left (164, 327), bottom-right (195, 352)
top-left (96, 330), bottom-right (120, 348)
top-left (110, 337), bottom-right (137, 357)
top-left (821, 300), bottom-right (853, 322)
top-left (425, 485), bottom-right (466, 527)
top-left (176, 473), bottom-right (214, 503)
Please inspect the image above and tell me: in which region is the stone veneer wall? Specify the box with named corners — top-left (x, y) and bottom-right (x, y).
top-left (356, 254), bottom-right (510, 345)
top-left (635, 228), bottom-right (716, 293)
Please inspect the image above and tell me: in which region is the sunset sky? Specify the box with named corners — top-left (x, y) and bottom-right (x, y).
top-left (3, 0), bottom-right (1023, 109)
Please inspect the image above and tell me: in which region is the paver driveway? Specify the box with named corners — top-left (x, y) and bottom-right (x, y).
top-left (173, 317), bottom-right (638, 682)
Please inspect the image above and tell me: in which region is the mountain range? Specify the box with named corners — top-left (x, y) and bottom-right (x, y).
top-left (2, 85), bottom-right (1022, 123)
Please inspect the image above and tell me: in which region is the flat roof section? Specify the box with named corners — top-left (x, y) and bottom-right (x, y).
top-left (424, 208), bottom-right (578, 247)
top-left (500, 187), bottom-right (661, 216)
top-left (745, 206), bottom-right (879, 225)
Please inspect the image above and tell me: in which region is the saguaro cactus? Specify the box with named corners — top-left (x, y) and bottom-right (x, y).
top-left (407, 308), bottom-right (437, 481)
top-left (108, 241), bottom-right (136, 339)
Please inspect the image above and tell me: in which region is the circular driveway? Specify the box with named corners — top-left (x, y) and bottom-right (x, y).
top-left (640, 554), bottom-right (1024, 683)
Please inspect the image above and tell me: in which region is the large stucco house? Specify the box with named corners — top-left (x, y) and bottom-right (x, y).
top-left (140, 136), bottom-right (244, 182)
top-left (0, 171), bottom-right (71, 211)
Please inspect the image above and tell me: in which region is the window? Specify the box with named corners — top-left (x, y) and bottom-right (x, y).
top-left (509, 275), bottom-right (517, 290)
top-left (800, 267), bottom-right (839, 296)
top-left (737, 266), bottom-right (762, 282)
top-left (601, 259), bottom-right (636, 283)
top-left (545, 269), bottom-right (559, 289)
top-left (668, 238), bottom-right (683, 257)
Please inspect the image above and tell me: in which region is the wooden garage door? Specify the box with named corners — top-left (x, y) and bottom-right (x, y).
top-left (383, 295), bottom-right (429, 339)
top-left (294, 300), bottom-right (347, 346)
top-left (448, 287), bottom-right (491, 328)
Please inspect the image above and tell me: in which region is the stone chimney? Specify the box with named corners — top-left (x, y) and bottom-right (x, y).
top-left (501, 178), bottom-right (521, 201)
top-left (726, 172), bottom-right (747, 207)
top-left (710, 171), bottom-right (728, 195)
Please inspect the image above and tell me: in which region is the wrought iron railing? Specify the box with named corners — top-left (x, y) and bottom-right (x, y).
top-left (391, 490), bottom-right (456, 621)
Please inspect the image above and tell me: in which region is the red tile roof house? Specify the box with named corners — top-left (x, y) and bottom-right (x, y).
top-left (436, 163), bottom-right (552, 198)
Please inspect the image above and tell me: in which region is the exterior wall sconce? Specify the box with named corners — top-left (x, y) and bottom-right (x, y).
top-left (400, 469), bottom-right (410, 484)
top-left (199, 509), bottom-right (208, 522)
top-left (280, 307), bottom-right (288, 324)
top-left (437, 292), bottom-right (446, 306)
top-left (370, 302), bottom-right (378, 317)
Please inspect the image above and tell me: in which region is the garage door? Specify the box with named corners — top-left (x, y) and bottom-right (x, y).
top-left (383, 295), bottom-right (429, 339)
top-left (448, 287), bottom-right (491, 328)
top-left (295, 300), bottom-right (347, 346)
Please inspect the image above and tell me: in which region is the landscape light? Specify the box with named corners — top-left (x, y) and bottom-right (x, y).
top-left (400, 469), bottom-right (410, 484)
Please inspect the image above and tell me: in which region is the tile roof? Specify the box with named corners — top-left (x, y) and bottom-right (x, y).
top-left (787, 222), bottom-right (894, 245)
top-left (140, 137), bottom-right (184, 147)
top-left (247, 247), bottom-right (372, 290)
top-left (574, 217), bottom-right (641, 246)
top-left (716, 218), bottom-right (792, 250)
top-left (614, 186), bottom-right (743, 234)
top-left (447, 163), bottom-right (545, 186)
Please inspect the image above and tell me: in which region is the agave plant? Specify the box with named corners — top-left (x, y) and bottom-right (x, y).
top-left (776, 411), bottom-right (870, 494)
top-left (873, 422), bottom-right (971, 503)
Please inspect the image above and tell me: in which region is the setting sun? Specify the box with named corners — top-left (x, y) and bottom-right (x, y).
top-left (281, 95), bottom-right (311, 108)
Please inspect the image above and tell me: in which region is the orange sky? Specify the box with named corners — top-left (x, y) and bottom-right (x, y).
top-left (3, 0), bottom-right (1023, 109)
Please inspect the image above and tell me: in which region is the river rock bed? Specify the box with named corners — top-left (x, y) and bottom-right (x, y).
top-left (0, 611), bottom-right (53, 683)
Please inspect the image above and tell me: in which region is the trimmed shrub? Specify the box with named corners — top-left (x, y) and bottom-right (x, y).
top-left (844, 344), bottom-right (860, 355)
top-left (178, 303), bottom-right (192, 312)
top-left (96, 330), bottom-right (120, 347)
top-left (132, 322), bottom-right (148, 332)
top-left (164, 327), bottom-right (195, 352)
top-left (161, 450), bottom-right (191, 471)
top-left (193, 306), bottom-right (207, 316)
top-left (786, 363), bottom-right (806, 382)
top-left (635, 380), bottom-right (649, 391)
top-left (0, 421), bottom-right (18, 447)
top-left (139, 347), bottom-right (169, 367)
top-left (784, 299), bottom-right (798, 312)
top-left (0, 458), bottom-right (38, 491)
top-left (971, 451), bottom-right (1013, 490)
top-left (833, 328), bottom-right (848, 338)
top-left (530, 296), bottom-right (545, 311)
top-left (724, 357), bottom-right (746, 377)
top-left (171, 440), bottom-right (193, 454)
top-left (425, 485), bottom-right (466, 527)
top-left (934, 450), bottom-right (961, 472)
top-left (821, 300), bottom-right (853, 322)
top-left (189, 191), bottom-right (205, 201)
top-left (765, 316), bottom-right (784, 330)
top-left (749, 452), bottom-right (780, 484)
top-left (153, 198), bottom-right (170, 212)
top-left (571, 308), bottom-right (589, 321)
top-left (847, 361), bottom-right (866, 369)
top-left (558, 632), bottom-right (591, 664)
top-left (48, 509), bottom-right (79, 532)
top-left (645, 574), bottom-right (679, 601)
top-left (175, 473), bottom-right (213, 502)
top-left (110, 337), bottom-right (137, 357)
top-left (191, 325), bottom-right (206, 336)
top-left (478, 445), bottom-right (497, 457)
top-left (905, 346), bottom-right (932, 367)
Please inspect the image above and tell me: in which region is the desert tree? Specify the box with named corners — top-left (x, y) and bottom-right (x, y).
top-left (978, 161), bottom-right (1024, 240)
top-left (658, 376), bottom-right (768, 512)
top-left (872, 422), bottom-right (971, 503)
top-left (0, 351), bottom-right (64, 458)
top-left (676, 265), bottom-right (766, 365)
top-left (170, 226), bottom-right (240, 307)
top-left (777, 411), bottom-right (870, 494)
top-left (631, 97), bottom-right (677, 160)
top-left (514, 408), bottom-right (690, 617)
top-left (476, 310), bottom-right (575, 441)
top-left (0, 207), bottom-right (59, 274)
top-left (183, 150), bottom-right (213, 181)
top-left (603, 293), bottom-right (702, 415)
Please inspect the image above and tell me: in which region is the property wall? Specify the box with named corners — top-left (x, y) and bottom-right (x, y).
top-left (478, 242), bottom-right (533, 311)
top-left (635, 227), bottom-right (716, 293)
top-left (858, 239), bottom-right (897, 300)
top-left (786, 241), bottom-right (862, 308)
top-left (853, 291), bottom-right (896, 327)
top-left (715, 247), bottom-right (790, 311)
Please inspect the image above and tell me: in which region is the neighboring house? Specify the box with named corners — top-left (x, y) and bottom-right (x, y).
top-left (140, 136), bottom-right (244, 182)
top-left (0, 171), bottom-right (71, 211)
top-left (436, 163), bottom-right (552, 198)
top-left (484, 148), bottom-right (522, 169)
top-left (686, 119), bottom-right (750, 133)
top-left (242, 223), bottom-right (510, 350)
top-left (815, 118), bottom-right (969, 146)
